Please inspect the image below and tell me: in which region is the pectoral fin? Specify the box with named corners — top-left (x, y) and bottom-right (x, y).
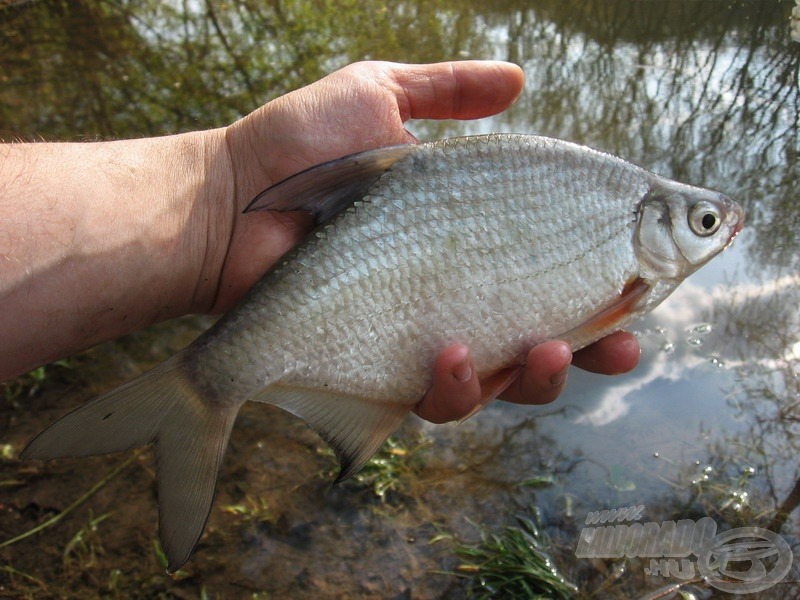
top-left (245, 145), bottom-right (419, 224)
top-left (256, 385), bottom-right (410, 482)
top-left (560, 276), bottom-right (650, 343)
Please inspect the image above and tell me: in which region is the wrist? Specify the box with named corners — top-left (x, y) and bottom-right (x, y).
top-left (184, 127), bottom-right (236, 314)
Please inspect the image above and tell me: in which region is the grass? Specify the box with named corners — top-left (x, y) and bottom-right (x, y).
top-left (430, 449), bottom-right (787, 600)
top-left (441, 509), bottom-right (578, 600)
top-left (62, 511), bottom-right (111, 569)
top-left (0, 448), bottom-right (145, 552)
top-left (320, 432), bottom-right (432, 501)
top-left (0, 359), bottom-right (78, 402)
top-left (221, 494), bottom-right (278, 524)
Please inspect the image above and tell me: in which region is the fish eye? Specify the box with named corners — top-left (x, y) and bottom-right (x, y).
top-left (689, 202), bottom-right (722, 236)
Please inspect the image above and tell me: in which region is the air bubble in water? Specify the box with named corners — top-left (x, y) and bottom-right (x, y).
top-left (688, 323), bottom-right (713, 335)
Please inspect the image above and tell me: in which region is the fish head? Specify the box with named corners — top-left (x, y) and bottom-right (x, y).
top-left (634, 178), bottom-right (744, 281)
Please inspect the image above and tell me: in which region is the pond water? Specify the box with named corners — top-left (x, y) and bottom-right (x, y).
top-left (1, 1), bottom-right (798, 598)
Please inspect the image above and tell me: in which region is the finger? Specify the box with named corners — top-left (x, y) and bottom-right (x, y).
top-left (415, 344), bottom-right (481, 423)
top-left (382, 61), bottom-right (525, 122)
top-left (499, 340), bottom-right (572, 406)
top-left (572, 331), bottom-right (640, 375)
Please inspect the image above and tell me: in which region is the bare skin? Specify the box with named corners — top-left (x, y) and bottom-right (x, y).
top-left (0, 60), bottom-right (639, 422)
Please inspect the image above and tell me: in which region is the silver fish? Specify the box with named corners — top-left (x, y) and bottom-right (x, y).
top-left (21, 134), bottom-right (744, 570)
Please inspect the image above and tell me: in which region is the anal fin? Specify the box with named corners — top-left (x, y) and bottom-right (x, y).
top-left (256, 385), bottom-right (411, 482)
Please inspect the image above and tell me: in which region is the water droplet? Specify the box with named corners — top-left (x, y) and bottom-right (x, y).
top-left (688, 323), bottom-right (713, 335)
top-left (704, 465), bottom-right (714, 473)
top-left (661, 342), bottom-right (675, 353)
top-left (655, 326), bottom-right (666, 334)
top-left (687, 337), bottom-right (703, 347)
top-left (742, 466), bottom-right (756, 476)
top-left (709, 356), bottom-right (725, 368)
top-left (653, 451), bottom-right (660, 458)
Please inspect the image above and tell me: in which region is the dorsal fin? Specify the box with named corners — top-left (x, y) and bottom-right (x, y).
top-left (244, 144), bottom-right (419, 224)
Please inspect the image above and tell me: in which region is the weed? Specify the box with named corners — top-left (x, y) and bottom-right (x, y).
top-left (222, 495), bottom-right (277, 524)
top-left (1, 359), bottom-right (77, 401)
top-left (445, 509), bottom-right (578, 599)
top-left (63, 511), bottom-right (111, 569)
top-left (0, 448), bottom-right (144, 552)
top-left (320, 432), bottom-right (432, 500)
top-left (152, 540), bottom-right (192, 581)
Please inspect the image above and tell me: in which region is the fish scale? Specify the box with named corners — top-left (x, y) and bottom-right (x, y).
top-left (245, 141), bottom-right (636, 400)
top-left (21, 134), bottom-right (743, 571)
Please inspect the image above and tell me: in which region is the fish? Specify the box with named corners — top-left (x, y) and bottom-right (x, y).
top-left (20, 134), bottom-right (744, 571)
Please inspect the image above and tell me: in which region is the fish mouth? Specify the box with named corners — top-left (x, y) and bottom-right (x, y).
top-left (733, 214), bottom-right (745, 236)
top-left (728, 210), bottom-right (745, 245)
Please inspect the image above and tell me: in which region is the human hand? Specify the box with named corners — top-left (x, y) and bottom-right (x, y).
top-left (416, 332), bottom-right (641, 423)
top-left (0, 61), bottom-right (640, 393)
top-left (209, 61), bottom-right (640, 423)
top-left (215, 60), bottom-right (526, 310)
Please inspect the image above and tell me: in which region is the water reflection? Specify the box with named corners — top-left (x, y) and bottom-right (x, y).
top-left (1, 0), bottom-right (798, 597)
top-left (794, 1), bottom-right (800, 43)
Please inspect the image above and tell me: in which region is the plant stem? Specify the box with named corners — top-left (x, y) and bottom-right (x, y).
top-left (0, 448), bottom-right (146, 549)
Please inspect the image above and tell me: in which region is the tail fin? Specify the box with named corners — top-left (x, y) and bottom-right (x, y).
top-left (20, 355), bottom-right (239, 572)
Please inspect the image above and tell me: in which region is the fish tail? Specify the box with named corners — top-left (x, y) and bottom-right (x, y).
top-left (20, 354), bottom-right (239, 572)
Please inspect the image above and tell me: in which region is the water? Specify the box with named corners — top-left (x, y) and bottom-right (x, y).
top-left (1, 1), bottom-right (798, 597)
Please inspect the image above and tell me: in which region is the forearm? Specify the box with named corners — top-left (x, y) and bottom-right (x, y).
top-left (0, 60), bottom-right (636, 423)
top-left (0, 131), bottom-right (232, 380)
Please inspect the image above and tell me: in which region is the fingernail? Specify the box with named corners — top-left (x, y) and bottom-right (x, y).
top-left (453, 358), bottom-right (472, 383)
top-left (550, 366), bottom-right (569, 387)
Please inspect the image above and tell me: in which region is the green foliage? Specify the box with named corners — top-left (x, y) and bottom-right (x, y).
top-left (320, 432), bottom-right (431, 500)
top-left (352, 434), bottom-right (432, 499)
top-left (152, 540), bottom-right (191, 581)
top-left (222, 494), bottom-right (277, 524)
top-left (62, 511), bottom-right (111, 569)
top-left (449, 511), bottom-right (578, 600)
top-left (1, 359), bottom-right (76, 401)
top-left (0, 0), bottom-right (480, 141)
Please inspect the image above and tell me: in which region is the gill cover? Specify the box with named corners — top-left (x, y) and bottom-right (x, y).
top-left (635, 178), bottom-right (743, 280)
